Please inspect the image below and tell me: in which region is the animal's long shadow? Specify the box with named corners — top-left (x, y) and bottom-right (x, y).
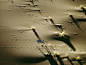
top-left (71, 58), bottom-right (84, 65)
top-left (50, 35), bottom-right (76, 51)
top-left (48, 18), bottom-right (63, 31)
top-left (69, 15), bottom-right (82, 30)
top-left (61, 57), bottom-right (74, 65)
top-left (44, 54), bottom-right (58, 65)
top-left (54, 24), bottom-right (63, 31)
top-left (54, 54), bottom-right (65, 65)
top-left (81, 7), bottom-right (86, 15)
top-left (75, 8), bottom-right (86, 15)
top-left (36, 46), bottom-right (58, 65)
top-left (76, 10), bottom-right (86, 15)
top-left (76, 18), bottom-right (86, 22)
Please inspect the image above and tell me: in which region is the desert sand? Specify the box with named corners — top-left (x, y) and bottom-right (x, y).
top-left (0, 0), bottom-right (86, 65)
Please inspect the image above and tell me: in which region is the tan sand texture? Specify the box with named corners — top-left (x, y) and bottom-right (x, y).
top-left (0, 0), bottom-right (86, 65)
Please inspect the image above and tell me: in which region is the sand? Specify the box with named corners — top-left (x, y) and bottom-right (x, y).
top-left (0, 0), bottom-right (86, 65)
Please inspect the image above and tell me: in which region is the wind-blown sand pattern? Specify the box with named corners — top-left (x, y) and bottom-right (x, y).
top-left (0, 0), bottom-right (86, 65)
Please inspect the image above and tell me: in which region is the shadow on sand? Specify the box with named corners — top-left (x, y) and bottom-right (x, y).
top-left (16, 57), bottom-right (46, 64)
top-left (69, 15), bottom-right (82, 30)
top-left (50, 35), bottom-right (76, 51)
top-left (36, 45), bottom-right (58, 65)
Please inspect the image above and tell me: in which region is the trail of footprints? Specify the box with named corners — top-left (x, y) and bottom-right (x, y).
top-left (6, 0), bottom-right (86, 65)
